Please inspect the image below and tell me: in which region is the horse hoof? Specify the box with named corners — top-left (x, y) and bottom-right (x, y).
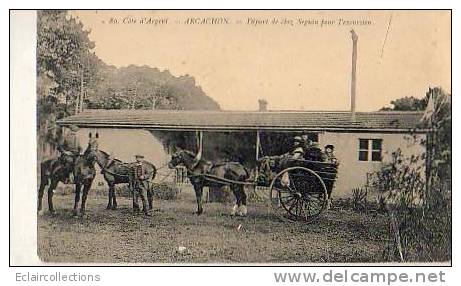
top-left (230, 204), bottom-right (238, 216)
top-left (237, 206), bottom-right (248, 217)
top-left (111, 206), bottom-right (117, 210)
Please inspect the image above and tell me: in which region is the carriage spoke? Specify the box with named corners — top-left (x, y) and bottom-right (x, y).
top-left (270, 165), bottom-right (333, 222)
top-left (302, 197), bottom-right (322, 216)
top-left (295, 199), bottom-right (303, 218)
top-left (303, 201), bottom-right (310, 221)
top-left (288, 171), bottom-right (301, 194)
top-left (287, 199), bottom-right (298, 213)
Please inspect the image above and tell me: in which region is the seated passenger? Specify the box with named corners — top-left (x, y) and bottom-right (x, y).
top-left (304, 141), bottom-right (324, 161)
top-left (322, 144), bottom-right (339, 164)
top-left (290, 136), bottom-right (305, 159)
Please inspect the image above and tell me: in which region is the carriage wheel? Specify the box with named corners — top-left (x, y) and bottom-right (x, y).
top-left (269, 166), bottom-right (328, 222)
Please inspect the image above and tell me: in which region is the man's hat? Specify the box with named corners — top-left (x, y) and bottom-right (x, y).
top-left (310, 142), bottom-right (320, 148)
top-left (69, 125), bottom-right (79, 132)
top-left (325, 144), bottom-right (335, 150)
top-left (135, 154), bottom-right (144, 159)
top-left (293, 136), bottom-right (303, 142)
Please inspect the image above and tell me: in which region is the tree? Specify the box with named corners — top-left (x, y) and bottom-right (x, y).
top-left (37, 10), bottom-right (100, 158)
top-left (87, 65), bottom-right (220, 111)
top-left (37, 10), bottom-right (102, 113)
top-left (373, 87), bottom-right (451, 262)
top-left (380, 96), bottom-right (427, 111)
top-left (420, 87), bottom-right (451, 191)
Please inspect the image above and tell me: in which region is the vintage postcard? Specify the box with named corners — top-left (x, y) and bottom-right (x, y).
top-left (11, 9), bottom-right (451, 265)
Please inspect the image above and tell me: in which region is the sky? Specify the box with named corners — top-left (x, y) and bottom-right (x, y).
top-left (73, 10), bottom-right (451, 111)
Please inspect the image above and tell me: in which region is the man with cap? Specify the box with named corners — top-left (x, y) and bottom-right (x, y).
top-left (57, 124), bottom-right (83, 183)
top-left (279, 136), bottom-right (306, 186)
top-left (322, 144), bottom-right (339, 164)
top-left (304, 141), bottom-right (324, 161)
top-left (131, 154), bottom-right (151, 216)
top-left (290, 136), bottom-right (305, 159)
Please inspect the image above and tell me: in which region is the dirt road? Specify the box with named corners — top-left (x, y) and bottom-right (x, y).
top-left (37, 190), bottom-right (389, 263)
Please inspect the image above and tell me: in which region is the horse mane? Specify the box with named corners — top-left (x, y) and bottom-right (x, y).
top-left (98, 149), bottom-right (123, 163)
top-left (180, 149), bottom-right (197, 158)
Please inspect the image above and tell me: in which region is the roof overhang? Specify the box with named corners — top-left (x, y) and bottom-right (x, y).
top-left (56, 110), bottom-right (428, 134)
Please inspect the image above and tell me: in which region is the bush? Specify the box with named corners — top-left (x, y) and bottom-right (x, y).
top-left (151, 183), bottom-right (181, 200)
top-left (352, 188), bottom-right (368, 211)
top-left (114, 184), bottom-right (132, 197)
top-left (370, 150), bottom-right (451, 262)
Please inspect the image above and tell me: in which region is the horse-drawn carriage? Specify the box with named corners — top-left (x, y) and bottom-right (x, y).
top-left (169, 148), bottom-right (338, 222)
top-left (256, 156), bottom-right (338, 222)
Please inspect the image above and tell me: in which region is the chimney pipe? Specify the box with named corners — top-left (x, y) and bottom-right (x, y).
top-left (350, 29), bottom-right (358, 122)
top-left (258, 99), bottom-right (268, 111)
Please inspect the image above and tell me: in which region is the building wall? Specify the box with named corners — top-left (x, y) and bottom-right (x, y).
top-left (73, 127), bottom-right (425, 198)
top-left (318, 131), bottom-right (425, 197)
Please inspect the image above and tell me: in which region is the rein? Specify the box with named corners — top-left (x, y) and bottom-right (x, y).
top-left (190, 173), bottom-right (256, 186)
top-left (97, 151), bottom-right (171, 180)
top-left (101, 167), bottom-right (131, 178)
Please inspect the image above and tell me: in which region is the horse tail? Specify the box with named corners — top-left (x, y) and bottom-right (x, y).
top-left (244, 166), bottom-right (251, 180)
top-left (147, 162), bottom-right (157, 181)
top-left (151, 164), bottom-right (157, 180)
top-left (39, 159), bottom-right (51, 187)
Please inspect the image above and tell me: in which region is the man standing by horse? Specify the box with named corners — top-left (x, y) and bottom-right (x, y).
top-left (57, 124), bottom-right (82, 183)
top-left (132, 154), bottom-right (152, 216)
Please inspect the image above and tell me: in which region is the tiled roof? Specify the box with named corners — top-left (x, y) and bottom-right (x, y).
top-left (57, 109), bottom-right (425, 133)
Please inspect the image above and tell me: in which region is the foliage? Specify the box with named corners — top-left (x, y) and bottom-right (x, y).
top-left (370, 150), bottom-right (425, 206)
top-left (351, 188), bottom-right (368, 211)
top-left (113, 182), bottom-right (181, 201)
top-left (371, 150), bottom-right (451, 262)
top-left (37, 11), bottom-right (101, 108)
top-left (37, 10), bottom-right (102, 158)
top-left (420, 87), bottom-right (452, 185)
top-left (372, 87), bottom-right (451, 262)
top-left (380, 96), bottom-right (427, 111)
top-left (36, 10), bottom-right (220, 160)
top-left (87, 65), bottom-right (220, 111)
top-left (151, 183), bottom-right (182, 200)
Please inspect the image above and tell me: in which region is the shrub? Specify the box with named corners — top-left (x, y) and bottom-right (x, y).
top-left (151, 183), bottom-right (181, 201)
top-left (351, 187), bottom-right (368, 211)
top-left (370, 150), bottom-right (451, 262)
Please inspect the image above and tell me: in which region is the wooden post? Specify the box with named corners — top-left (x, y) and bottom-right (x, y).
top-left (255, 130), bottom-right (261, 161)
top-left (425, 89), bottom-right (436, 204)
top-left (350, 29), bottom-right (358, 122)
top-left (79, 67), bottom-right (84, 113)
top-left (195, 130), bottom-right (203, 160)
top-left (254, 130), bottom-right (261, 184)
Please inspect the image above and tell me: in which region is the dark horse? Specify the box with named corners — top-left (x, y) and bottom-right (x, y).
top-left (38, 143), bottom-right (97, 216)
top-left (91, 149), bottom-right (157, 210)
top-left (168, 149), bottom-right (250, 216)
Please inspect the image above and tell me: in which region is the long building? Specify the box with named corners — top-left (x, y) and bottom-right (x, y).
top-left (57, 109), bottom-right (426, 197)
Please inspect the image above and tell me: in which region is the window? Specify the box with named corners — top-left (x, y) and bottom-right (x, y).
top-left (358, 139), bottom-right (369, 161)
top-left (358, 139), bottom-right (382, 162)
